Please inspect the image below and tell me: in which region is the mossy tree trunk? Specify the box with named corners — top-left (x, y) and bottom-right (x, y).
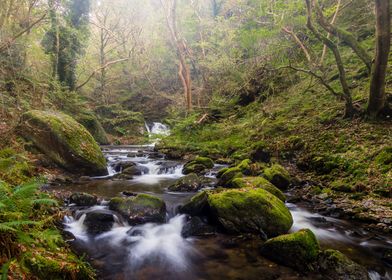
top-left (367, 0), bottom-right (391, 118)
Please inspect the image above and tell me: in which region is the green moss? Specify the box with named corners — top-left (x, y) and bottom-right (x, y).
top-left (218, 167), bottom-right (243, 187)
top-left (330, 180), bottom-right (354, 193)
top-left (216, 167), bottom-right (229, 178)
top-left (207, 188), bottom-right (293, 236)
top-left (260, 229), bottom-right (320, 271)
top-left (19, 110), bottom-right (107, 175)
top-left (375, 147), bottom-right (392, 173)
top-left (263, 164), bottom-right (291, 190)
top-left (193, 156), bottom-right (214, 168)
top-left (236, 159), bottom-right (252, 175)
top-left (76, 112), bottom-right (109, 145)
top-left (0, 148), bottom-right (33, 185)
top-left (180, 191), bottom-right (209, 216)
top-left (231, 177), bottom-right (286, 201)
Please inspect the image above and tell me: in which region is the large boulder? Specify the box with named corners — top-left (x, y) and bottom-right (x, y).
top-left (69, 192), bottom-right (97, 207)
top-left (183, 156), bottom-right (214, 175)
top-left (181, 216), bottom-right (215, 237)
top-left (231, 177), bottom-right (286, 202)
top-left (19, 110), bottom-right (107, 176)
top-left (263, 164), bottom-right (291, 190)
top-left (317, 249), bottom-right (369, 280)
top-left (260, 229), bottom-right (320, 271)
top-left (76, 112), bottom-right (109, 145)
top-left (108, 194), bottom-right (166, 225)
top-left (207, 188), bottom-right (293, 237)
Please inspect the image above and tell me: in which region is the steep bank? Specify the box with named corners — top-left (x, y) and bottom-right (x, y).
top-left (159, 75), bottom-right (392, 233)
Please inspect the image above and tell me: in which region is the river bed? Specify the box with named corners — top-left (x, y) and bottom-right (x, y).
top-left (48, 125), bottom-right (392, 280)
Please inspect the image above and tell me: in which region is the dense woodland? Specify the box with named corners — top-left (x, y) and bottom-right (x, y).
top-left (0, 0), bottom-right (391, 279)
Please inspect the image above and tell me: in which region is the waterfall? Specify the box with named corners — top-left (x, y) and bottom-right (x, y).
top-left (150, 122), bottom-right (170, 136)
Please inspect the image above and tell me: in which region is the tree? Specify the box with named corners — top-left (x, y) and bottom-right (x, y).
top-left (161, 0), bottom-right (192, 112)
top-left (367, 0), bottom-right (391, 118)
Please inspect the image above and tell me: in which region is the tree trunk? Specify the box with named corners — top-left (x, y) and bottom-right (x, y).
top-left (367, 0), bottom-right (391, 118)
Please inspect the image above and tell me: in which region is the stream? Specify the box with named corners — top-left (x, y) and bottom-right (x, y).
top-left (52, 123), bottom-right (392, 280)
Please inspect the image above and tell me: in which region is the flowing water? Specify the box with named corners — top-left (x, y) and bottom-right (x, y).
top-left (53, 123), bottom-right (392, 280)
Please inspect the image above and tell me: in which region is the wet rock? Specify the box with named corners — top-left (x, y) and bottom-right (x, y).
top-left (18, 110), bottom-right (107, 176)
top-left (183, 156), bottom-right (214, 175)
top-left (122, 165), bottom-right (149, 176)
top-left (181, 216), bottom-right (215, 237)
top-left (113, 161), bottom-right (136, 172)
top-left (208, 188), bottom-right (293, 237)
top-left (109, 194), bottom-right (166, 225)
top-left (179, 191), bottom-right (209, 216)
top-left (121, 191), bottom-right (137, 197)
top-left (260, 229), bottom-right (320, 271)
top-left (112, 173), bottom-right (133, 180)
top-left (168, 173), bottom-right (202, 192)
top-left (263, 164), bottom-right (291, 190)
top-left (83, 210), bottom-right (115, 235)
top-left (382, 249), bottom-right (392, 266)
top-left (69, 192), bottom-right (97, 207)
top-left (316, 249), bottom-right (369, 280)
top-left (231, 177), bottom-right (286, 202)
top-left (308, 217), bottom-right (334, 227)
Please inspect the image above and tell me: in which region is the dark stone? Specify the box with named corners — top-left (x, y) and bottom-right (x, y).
top-left (181, 216), bottom-right (215, 237)
top-left (69, 192), bottom-right (97, 207)
top-left (382, 249), bottom-right (392, 266)
top-left (122, 165), bottom-right (149, 176)
top-left (168, 173), bottom-right (202, 192)
top-left (179, 191), bottom-right (209, 216)
top-left (113, 161), bottom-right (136, 173)
top-left (83, 210), bottom-right (115, 235)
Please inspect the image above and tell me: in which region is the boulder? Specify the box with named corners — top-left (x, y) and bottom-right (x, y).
top-left (19, 110), bottom-right (107, 176)
top-left (83, 210), bottom-right (115, 235)
top-left (260, 229), bottom-right (320, 271)
top-left (76, 112), bottom-right (109, 145)
top-left (113, 161), bottom-right (136, 173)
top-left (108, 194), bottom-right (166, 225)
top-left (69, 192), bottom-right (97, 207)
top-left (183, 156), bottom-right (214, 175)
top-left (231, 177), bottom-right (286, 202)
top-left (236, 159), bottom-right (253, 175)
top-left (263, 164), bottom-right (291, 190)
top-left (179, 191), bottom-right (209, 216)
top-left (207, 188), bottom-right (293, 237)
top-left (317, 249), bottom-right (370, 280)
top-left (122, 165), bottom-right (149, 176)
top-left (217, 167), bottom-right (243, 187)
top-left (168, 173), bottom-right (202, 192)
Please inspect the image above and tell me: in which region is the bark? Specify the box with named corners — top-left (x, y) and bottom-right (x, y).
top-left (320, 0), bottom-right (341, 64)
top-left (282, 27), bottom-right (312, 63)
top-left (305, 0), bottom-right (354, 117)
top-left (312, 0), bottom-right (372, 71)
top-left (367, 0), bottom-right (391, 117)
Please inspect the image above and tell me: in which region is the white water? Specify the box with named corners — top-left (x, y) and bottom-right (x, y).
top-left (150, 122), bottom-right (170, 136)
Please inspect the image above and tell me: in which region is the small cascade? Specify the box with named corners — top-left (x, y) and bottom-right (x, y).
top-left (150, 122), bottom-right (170, 136)
top-left (144, 122), bottom-right (151, 135)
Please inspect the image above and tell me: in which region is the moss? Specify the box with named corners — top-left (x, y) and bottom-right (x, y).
top-left (231, 177), bottom-right (286, 201)
top-left (168, 173), bottom-right (201, 192)
top-left (76, 112), bottom-right (109, 145)
top-left (236, 159), bottom-right (252, 175)
top-left (193, 156), bottom-right (214, 168)
top-left (218, 167), bottom-right (243, 187)
top-left (286, 135), bottom-right (305, 151)
top-left (260, 229), bottom-right (320, 271)
top-left (263, 164), bottom-right (291, 190)
top-left (330, 180), bottom-right (354, 193)
top-left (216, 167), bottom-right (229, 178)
top-left (207, 188), bottom-right (293, 237)
top-left (0, 148), bottom-right (34, 185)
top-left (250, 141), bottom-right (271, 162)
top-left (375, 147), bottom-right (392, 173)
top-left (19, 110), bottom-right (107, 176)
top-left (109, 194), bottom-right (166, 225)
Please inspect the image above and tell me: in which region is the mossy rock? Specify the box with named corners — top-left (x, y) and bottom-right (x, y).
top-left (83, 210), bottom-right (115, 235)
top-left (263, 164), bottom-right (291, 190)
top-left (231, 177), bottom-right (286, 202)
top-left (317, 249), bottom-right (369, 280)
top-left (108, 194), bottom-right (166, 225)
top-left (168, 173), bottom-right (202, 192)
top-left (179, 191), bottom-right (209, 216)
top-left (236, 159), bottom-right (252, 175)
top-left (182, 156), bottom-right (214, 175)
top-left (217, 167), bottom-right (243, 187)
top-left (330, 180), bottom-right (354, 193)
top-left (69, 192), bottom-right (97, 207)
top-left (19, 110), bottom-right (107, 176)
top-left (260, 229), bottom-right (320, 271)
top-left (207, 188), bottom-right (293, 237)
top-left (76, 112), bottom-right (109, 145)
top-left (216, 167), bottom-right (229, 178)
